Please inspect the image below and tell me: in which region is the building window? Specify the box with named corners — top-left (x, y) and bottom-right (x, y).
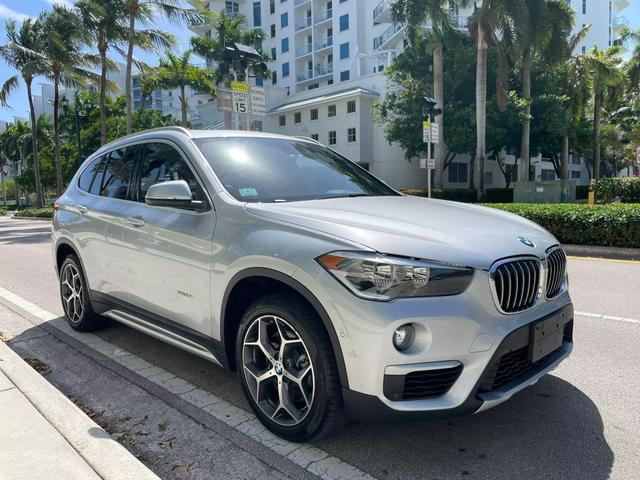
top-left (270, 0), bottom-right (275, 14)
top-left (271, 47), bottom-right (276, 60)
top-left (226, 1), bottom-right (239, 17)
top-left (311, 133), bottom-right (319, 141)
top-left (308, 83), bottom-right (319, 90)
top-left (309, 108), bottom-right (318, 120)
top-left (571, 170), bottom-right (581, 179)
top-left (270, 24), bottom-right (276, 37)
top-left (294, 112), bottom-right (301, 123)
top-left (339, 14), bottom-right (349, 31)
top-left (328, 104), bottom-right (336, 117)
top-left (272, 71), bottom-right (277, 84)
top-left (541, 169), bottom-right (556, 181)
top-left (346, 100), bottom-right (356, 113)
top-left (279, 115), bottom-right (286, 126)
top-left (340, 42), bottom-right (349, 59)
top-left (582, 0), bottom-right (586, 14)
top-left (347, 127), bottom-right (356, 142)
top-left (329, 130), bottom-right (336, 145)
top-left (572, 155), bottom-right (581, 165)
top-left (281, 12), bottom-right (288, 28)
top-left (282, 37), bottom-right (289, 52)
top-left (253, 2), bottom-right (261, 26)
top-left (340, 70), bottom-right (350, 81)
top-left (282, 62), bottom-right (290, 77)
top-left (448, 163), bottom-right (469, 183)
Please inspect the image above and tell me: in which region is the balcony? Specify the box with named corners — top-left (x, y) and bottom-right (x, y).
top-left (294, 0), bottom-right (311, 6)
top-left (373, 0), bottom-right (392, 24)
top-left (295, 43), bottom-right (313, 58)
top-left (315, 36), bottom-right (333, 51)
top-left (450, 15), bottom-right (468, 30)
top-left (296, 17), bottom-right (312, 31)
top-left (373, 23), bottom-right (405, 50)
top-left (612, 16), bottom-right (629, 31)
top-left (315, 9), bottom-right (332, 24)
top-left (296, 63), bottom-right (333, 83)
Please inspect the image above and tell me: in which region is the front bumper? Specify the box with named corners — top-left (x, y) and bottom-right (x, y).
top-left (343, 305), bottom-right (573, 420)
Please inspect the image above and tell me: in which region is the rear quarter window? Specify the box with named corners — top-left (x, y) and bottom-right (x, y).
top-left (77, 156), bottom-right (105, 195)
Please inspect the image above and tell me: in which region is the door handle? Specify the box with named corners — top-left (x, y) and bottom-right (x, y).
top-left (125, 216), bottom-right (145, 228)
top-left (76, 205), bottom-right (88, 214)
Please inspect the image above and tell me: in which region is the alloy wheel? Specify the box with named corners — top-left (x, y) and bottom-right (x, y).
top-left (242, 315), bottom-right (315, 427)
top-left (61, 263), bottom-right (85, 324)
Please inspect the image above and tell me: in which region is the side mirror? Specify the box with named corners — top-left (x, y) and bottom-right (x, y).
top-left (145, 180), bottom-right (207, 211)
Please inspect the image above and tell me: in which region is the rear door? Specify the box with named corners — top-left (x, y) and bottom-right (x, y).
top-left (120, 140), bottom-right (216, 337)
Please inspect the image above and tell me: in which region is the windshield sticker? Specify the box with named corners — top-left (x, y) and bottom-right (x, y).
top-left (238, 188), bottom-right (258, 197)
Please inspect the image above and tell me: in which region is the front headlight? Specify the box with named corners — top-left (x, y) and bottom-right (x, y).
top-left (316, 251), bottom-right (474, 301)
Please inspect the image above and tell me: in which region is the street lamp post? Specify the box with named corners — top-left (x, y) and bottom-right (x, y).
top-left (61, 93), bottom-right (85, 164)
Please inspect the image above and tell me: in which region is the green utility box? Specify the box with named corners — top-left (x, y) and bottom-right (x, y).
top-left (513, 181), bottom-right (577, 203)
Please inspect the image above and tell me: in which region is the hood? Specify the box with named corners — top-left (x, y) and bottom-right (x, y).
top-left (245, 196), bottom-right (558, 270)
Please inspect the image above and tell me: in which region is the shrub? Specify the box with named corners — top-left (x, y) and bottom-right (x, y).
top-left (0, 208), bottom-right (6, 216)
top-left (402, 188), bottom-right (478, 203)
top-left (482, 203), bottom-right (640, 248)
top-left (13, 207), bottom-right (53, 219)
top-left (593, 177), bottom-right (640, 203)
top-left (484, 188), bottom-right (513, 203)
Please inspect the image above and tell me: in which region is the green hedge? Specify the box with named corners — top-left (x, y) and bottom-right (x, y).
top-left (483, 203), bottom-right (640, 248)
top-left (402, 188), bottom-right (478, 203)
top-left (13, 207), bottom-right (53, 219)
top-left (593, 177), bottom-right (640, 203)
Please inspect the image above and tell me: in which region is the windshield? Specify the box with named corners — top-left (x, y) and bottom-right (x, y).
top-left (194, 137), bottom-right (398, 203)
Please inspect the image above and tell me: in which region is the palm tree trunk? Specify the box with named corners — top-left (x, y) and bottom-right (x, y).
top-left (593, 89), bottom-right (601, 179)
top-left (180, 85), bottom-right (187, 125)
top-left (1, 170), bottom-right (5, 208)
top-left (99, 45), bottom-right (108, 146)
top-left (26, 79), bottom-right (44, 207)
top-left (561, 134), bottom-right (569, 180)
top-left (126, 9), bottom-right (136, 135)
top-left (520, 48), bottom-right (531, 183)
top-left (475, 24), bottom-right (488, 199)
top-left (433, 42), bottom-right (445, 189)
top-left (53, 74), bottom-right (63, 197)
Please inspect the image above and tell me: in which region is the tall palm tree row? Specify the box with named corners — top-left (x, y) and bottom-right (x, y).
top-left (141, 50), bottom-right (215, 125)
top-left (0, 19), bottom-right (46, 207)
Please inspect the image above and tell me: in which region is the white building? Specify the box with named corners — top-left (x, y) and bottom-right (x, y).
top-left (194, 0), bottom-right (631, 190)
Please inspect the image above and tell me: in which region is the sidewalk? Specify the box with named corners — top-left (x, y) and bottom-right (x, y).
top-left (0, 339), bottom-right (160, 480)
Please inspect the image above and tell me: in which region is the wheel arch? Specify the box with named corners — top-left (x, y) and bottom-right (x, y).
top-left (221, 267), bottom-right (349, 389)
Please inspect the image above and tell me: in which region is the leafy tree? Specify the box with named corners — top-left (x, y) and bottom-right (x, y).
top-left (0, 19), bottom-right (46, 206)
top-left (141, 50), bottom-right (215, 125)
top-left (620, 26), bottom-right (640, 90)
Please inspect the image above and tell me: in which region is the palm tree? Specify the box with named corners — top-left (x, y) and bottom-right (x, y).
top-left (190, 11), bottom-right (267, 129)
top-left (76, 0), bottom-right (129, 146)
top-left (513, 0), bottom-right (574, 183)
top-left (0, 19), bottom-right (46, 207)
top-left (39, 5), bottom-right (97, 196)
top-left (391, 0), bottom-right (457, 189)
top-left (124, 0), bottom-right (199, 135)
top-left (584, 46), bottom-right (624, 179)
top-left (141, 50), bottom-right (215, 125)
top-left (620, 26), bottom-right (640, 90)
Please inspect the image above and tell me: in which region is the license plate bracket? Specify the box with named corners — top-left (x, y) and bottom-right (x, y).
top-left (529, 313), bottom-right (565, 363)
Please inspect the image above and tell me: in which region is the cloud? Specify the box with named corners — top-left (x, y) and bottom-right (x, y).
top-left (0, 4), bottom-right (31, 21)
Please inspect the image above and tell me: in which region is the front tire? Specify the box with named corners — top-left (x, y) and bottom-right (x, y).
top-left (236, 294), bottom-right (345, 442)
top-left (59, 255), bottom-right (105, 332)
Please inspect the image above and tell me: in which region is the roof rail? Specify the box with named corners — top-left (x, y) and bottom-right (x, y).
top-left (294, 135), bottom-right (322, 145)
top-left (94, 126), bottom-right (192, 154)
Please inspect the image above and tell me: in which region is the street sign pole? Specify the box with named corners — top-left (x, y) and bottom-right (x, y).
top-left (246, 67), bottom-right (252, 131)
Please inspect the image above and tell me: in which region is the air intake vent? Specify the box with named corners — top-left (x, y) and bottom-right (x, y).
top-left (491, 259), bottom-right (541, 313)
top-left (402, 365), bottom-right (463, 400)
top-left (546, 248), bottom-right (567, 299)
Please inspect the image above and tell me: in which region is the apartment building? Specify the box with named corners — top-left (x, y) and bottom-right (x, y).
top-left (192, 0), bottom-right (631, 189)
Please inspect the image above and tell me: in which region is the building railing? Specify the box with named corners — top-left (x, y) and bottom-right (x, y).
top-left (373, 0), bottom-right (390, 23)
top-left (315, 36), bottom-right (333, 50)
top-left (294, 0), bottom-right (311, 6)
top-left (296, 43), bottom-right (313, 57)
top-left (315, 9), bottom-right (333, 24)
top-left (612, 16), bottom-right (629, 28)
top-left (315, 63), bottom-right (333, 76)
top-left (295, 17), bottom-right (312, 31)
top-left (296, 64), bottom-right (333, 82)
top-left (297, 70), bottom-right (314, 82)
top-left (373, 23), bottom-right (404, 50)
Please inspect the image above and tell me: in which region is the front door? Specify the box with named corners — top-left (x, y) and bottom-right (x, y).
top-left (121, 141), bottom-right (216, 336)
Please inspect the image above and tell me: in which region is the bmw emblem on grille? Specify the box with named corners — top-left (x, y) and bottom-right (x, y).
top-left (518, 236), bottom-right (536, 248)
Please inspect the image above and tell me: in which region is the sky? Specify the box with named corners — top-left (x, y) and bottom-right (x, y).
top-left (0, 0), bottom-right (639, 122)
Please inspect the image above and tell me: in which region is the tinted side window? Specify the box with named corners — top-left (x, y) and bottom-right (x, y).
top-left (78, 156), bottom-right (104, 194)
top-left (101, 147), bottom-right (137, 199)
top-left (136, 143), bottom-right (204, 202)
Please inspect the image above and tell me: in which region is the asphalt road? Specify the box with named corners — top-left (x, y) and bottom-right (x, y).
top-left (1, 217), bottom-right (639, 480)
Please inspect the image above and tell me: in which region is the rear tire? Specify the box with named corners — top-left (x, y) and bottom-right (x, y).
top-left (236, 293), bottom-right (346, 442)
top-left (59, 255), bottom-right (105, 332)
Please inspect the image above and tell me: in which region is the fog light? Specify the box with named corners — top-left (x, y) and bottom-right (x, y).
top-left (393, 324), bottom-right (415, 351)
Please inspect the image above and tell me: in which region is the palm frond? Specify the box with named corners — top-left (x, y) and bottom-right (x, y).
top-left (0, 76), bottom-right (20, 109)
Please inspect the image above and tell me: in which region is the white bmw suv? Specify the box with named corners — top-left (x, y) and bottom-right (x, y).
top-left (52, 127), bottom-right (573, 441)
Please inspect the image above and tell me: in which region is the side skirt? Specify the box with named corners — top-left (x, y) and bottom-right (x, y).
top-left (91, 291), bottom-right (226, 368)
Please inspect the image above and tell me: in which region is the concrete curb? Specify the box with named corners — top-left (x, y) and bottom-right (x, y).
top-left (10, 216), bottom-right (52, 221)
top-left (0, 341), bottom-right (160, 480)
top-left (563, 244), bottom-right (640, 261)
